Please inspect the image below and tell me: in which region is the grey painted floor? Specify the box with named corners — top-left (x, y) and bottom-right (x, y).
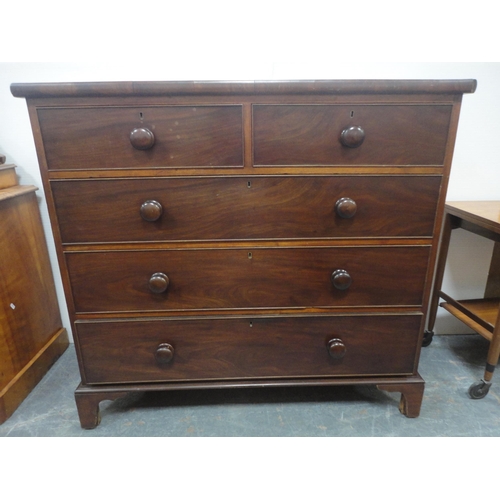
top-left (1, 334), bottom-right (499, 436)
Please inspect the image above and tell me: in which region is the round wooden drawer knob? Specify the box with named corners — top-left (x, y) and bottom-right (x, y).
top-left (149, 272), bottom-right (169, 294)
top-left (340, 125), bottom-right (365, 148)
top-left (328, 338), bottom-right (346, 359)
top-left (130, 127), bottom-right (155, 150)
top-left (331, 269), bottom-right (352, 290)
top-left (140, 200), bottom-right (163, 222)
top-left (155, 343), bottom-right (175, 364)
top-left (335, 197), bottom-right (357, 219)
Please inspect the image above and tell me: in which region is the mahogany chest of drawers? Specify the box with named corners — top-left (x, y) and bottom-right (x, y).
top-left (12, 79), bottom-right (476, 428)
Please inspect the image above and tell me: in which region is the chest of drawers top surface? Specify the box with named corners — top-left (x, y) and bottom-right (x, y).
top-left (11, 79), bottom-right (477, 97)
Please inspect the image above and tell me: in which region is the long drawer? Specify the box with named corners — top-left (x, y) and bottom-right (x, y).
top-left (76, 314), bottom-right (422, 384)
top-left (52, 176), bottom-right (441, 243)
top-left (66, 246), bottom-right (430, 313)
top-left (37, 106), bottom-right (244, 170)
top-left (253, 104), bottom-right (452, 166)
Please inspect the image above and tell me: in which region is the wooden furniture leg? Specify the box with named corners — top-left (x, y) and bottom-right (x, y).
top-left (424, 212), bottom-right (454, 346)
top-left (468, 310), bottom-right (500, 399)
top-left (74, 385), bottom-right (130, 429)
top-left (377, 377), bottom-right (425, 418)
top-left (484, 322), bottom-right (500, 382)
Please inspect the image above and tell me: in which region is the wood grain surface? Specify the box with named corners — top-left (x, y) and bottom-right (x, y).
top-left (52, 175), bottom-right (441, 243)
top-left (76, 314), bottom-right (421, 384)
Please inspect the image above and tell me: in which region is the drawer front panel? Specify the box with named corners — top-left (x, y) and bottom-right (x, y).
top-left (38, 106), bottom-right (243, 170)
top-left (253, 104), bottom-right (452, 166)
top-left (66, 246), bottom-right (430, 313)
top-left (52, 176), bottom-right (441, 243)
top-left (76, 315), bottom-right (421, 384)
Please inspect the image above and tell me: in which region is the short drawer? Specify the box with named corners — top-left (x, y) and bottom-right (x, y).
top-left (66, 246), bottom-right (430, 313)
top-left (37, 106), bottom-right (243, 170)
top-left (76, 314), bottom-right (422, 384)
top-left (253, 104), bottom-right (452, 166)
top-left (52, 176), bottom-right (441, 243)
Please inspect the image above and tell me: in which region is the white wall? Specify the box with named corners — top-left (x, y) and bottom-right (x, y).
top-left (1, 62), bottom-right (499, 340)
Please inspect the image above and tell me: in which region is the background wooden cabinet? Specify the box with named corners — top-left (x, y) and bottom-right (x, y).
top-left (0, 164), bottom-right (69, 424)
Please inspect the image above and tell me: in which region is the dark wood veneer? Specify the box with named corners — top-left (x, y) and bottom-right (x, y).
top-left (12, 79), bottom-right (475, 427)
top-left (51, 176), bottom-right (441, 243)
top-left (11, 79), bottom-right (477, 98)
top-left (76, 315), bottom-right (421, 384)
top-left (253, 105), bottom-right (451, 166)
top-left (65, 246), bottom-right (429, 313)
top-left (38, 106), bottom-right (244, 170)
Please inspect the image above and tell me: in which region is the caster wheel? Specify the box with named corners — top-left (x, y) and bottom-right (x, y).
top-left (422, 330), bottom-right (434, 347)
top-left (468, 380), bottom-right (492, 399)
